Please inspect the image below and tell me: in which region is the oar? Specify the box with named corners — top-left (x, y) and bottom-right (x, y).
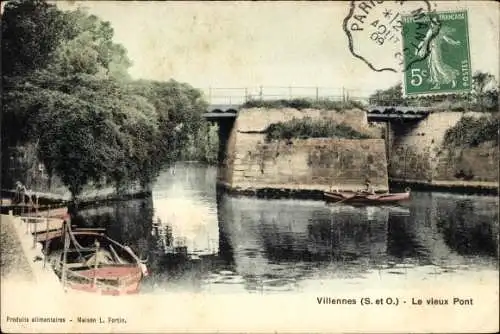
top-left (329, 195), bottom-right (353, 206)
top-left (335, 197), bottom-right (353, 205)
top-left (326, 187), bottom-right (354, 206)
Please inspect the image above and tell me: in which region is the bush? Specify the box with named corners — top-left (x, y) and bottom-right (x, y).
top-left (444, 115), bottom-right (499, 147)
top-left (265, 117), bottom-right (372, 142)
top-left (242, 98), bottom-right (365, 111)
top-left (370, 74), bottom-right (499, 112)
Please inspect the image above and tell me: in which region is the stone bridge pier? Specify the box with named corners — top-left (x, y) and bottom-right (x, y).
top-left (203, 104), bottom-right (239, 168)
top-left (216, 118), bottom-right (236, 167)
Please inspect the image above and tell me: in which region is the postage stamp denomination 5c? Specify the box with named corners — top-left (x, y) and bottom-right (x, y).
top-left (402, 10), bottom-right (472, 96)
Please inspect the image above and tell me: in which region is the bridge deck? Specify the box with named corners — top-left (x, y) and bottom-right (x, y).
top-left (203, 104), bottom-right (431, 122)
top-left (203, 112), bottom-right (237, 119)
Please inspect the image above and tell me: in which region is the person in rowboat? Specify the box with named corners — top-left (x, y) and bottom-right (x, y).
top-left (363, 179), bottom-right (375, 194)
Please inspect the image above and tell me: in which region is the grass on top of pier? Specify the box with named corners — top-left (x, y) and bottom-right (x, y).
top-left (242, 98), bottom-right (365, 111)
top-left (265, 117), bottom-right (372, 142)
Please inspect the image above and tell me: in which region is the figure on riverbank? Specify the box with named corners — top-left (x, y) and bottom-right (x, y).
top-left (14, 181), bottom-right (32, 204)
top-left (14, 182), bottom-right (23, 203)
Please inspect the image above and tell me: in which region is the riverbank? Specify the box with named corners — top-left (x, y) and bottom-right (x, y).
top-left (389, 179), bottom-right (499, 196)
top-left (1, 186), bottom-right (152, 215)
top-left (0, 214), bottom-right (61, 288)
top-left (3, 161), bottom-right (497, 210)
top-left (217, 182), bottom-right (326, 200)
top-left (217, 178), bottom-right (498, 201)
top-left (0, 215), bottom-right (35, 281)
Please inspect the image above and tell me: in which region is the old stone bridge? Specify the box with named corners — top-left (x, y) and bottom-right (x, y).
top-left (203, 103), bottom-right (432, 169)
top-left (201, 99), bottom-right (497, 195)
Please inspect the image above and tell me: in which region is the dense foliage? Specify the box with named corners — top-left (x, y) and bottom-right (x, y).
top-left (181, 123), bottom-right (218, 164)
top-left (242, 98), bottom-right (365, 111)
top-left (369, 73), bottom-right (499, 112)
top-left (1, 0), bottom-right (209, 198)
top-left (443, 114), bottom-right (499, 148)
top-left (265, 117), bottom-right (372, 142)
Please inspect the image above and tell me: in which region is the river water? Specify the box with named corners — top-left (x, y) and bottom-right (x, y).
top-left (76, 163), bottom-right (499, 294)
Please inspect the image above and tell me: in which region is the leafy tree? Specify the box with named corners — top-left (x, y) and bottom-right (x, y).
top-left (368, 83), bottom-right (405, 106)
top-left (472, 72), bottom-right (495, 96)
top-left (49, 8), bottom-right (132, 80)
top-left (127, 80), bottom-right (208, 166)
top-left (28, 74), bottom-right (160, 198)
top-left (1, 0), bottom-right (69, 76)
top-left (1, 0), bottom-right (71, 188)
top-left (181, 123), bottom-right (219, 164)
top-left (472, 71), bottom-right (499, 111)
top-left (2, 0), bottom-right (208, 199)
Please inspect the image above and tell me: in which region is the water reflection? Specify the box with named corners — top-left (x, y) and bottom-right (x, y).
top-left (75, 163), bottom-right (498, 294)
top-left (76, 198), bottom-right (154, 262)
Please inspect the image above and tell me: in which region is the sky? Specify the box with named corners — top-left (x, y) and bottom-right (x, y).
top-left (48, 1), bottom-right (500, 100)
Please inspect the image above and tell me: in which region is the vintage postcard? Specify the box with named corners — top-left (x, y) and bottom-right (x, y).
top-left (1, 0), bottom-right (499, 333)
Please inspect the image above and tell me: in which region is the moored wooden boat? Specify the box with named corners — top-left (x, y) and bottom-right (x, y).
top-left (0, 198), bottom-right (13, 206)
top-left (324, 189), bottom-right (411, 205)
top-left (42, 221), bottom-right (148, 295)
top-left (30, 207), bottom-right (69, 219)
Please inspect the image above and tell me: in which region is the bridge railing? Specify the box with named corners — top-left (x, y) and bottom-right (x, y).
top-left (200, 86), bottom-right (372, 106)
top-left (200, 86), bottom-right (483, 110)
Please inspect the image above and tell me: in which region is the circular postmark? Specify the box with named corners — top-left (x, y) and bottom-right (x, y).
top-left (343, 0), bottom-right (440, 73)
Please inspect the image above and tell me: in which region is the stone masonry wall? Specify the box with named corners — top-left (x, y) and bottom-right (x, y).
top-left (433, 142), bottom-right (498, 182)
top-left (220, 108), bottom-right (388, 193)
top-left (389, 111), bottom-right (498, 188)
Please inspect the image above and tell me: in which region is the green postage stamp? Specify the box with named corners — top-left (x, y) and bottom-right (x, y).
top-left (402, 10), bottom-right (472, 96)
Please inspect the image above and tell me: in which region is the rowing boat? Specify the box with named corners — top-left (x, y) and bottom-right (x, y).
top-left (42, 220), bottom-right (148, 295)
top-left (29, 207), bottom-right (69, 219)
top-left (324, 189), bottom-right (411, 205)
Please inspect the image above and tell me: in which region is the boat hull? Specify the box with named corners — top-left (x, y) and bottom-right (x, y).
top-left (63, 266), bottom-right (143, 296)
top-left (324, 191), bottom-right (410, 204)
top-left (44, 225), bottom-right (147, 296)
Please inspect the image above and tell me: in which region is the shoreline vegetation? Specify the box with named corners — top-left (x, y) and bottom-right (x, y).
top-left (216, 180), bottom-right (498, 200)
top-left (1, 1), bottom-right (217, 201)
top-left (444, 115), bottom-right (499, 148)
